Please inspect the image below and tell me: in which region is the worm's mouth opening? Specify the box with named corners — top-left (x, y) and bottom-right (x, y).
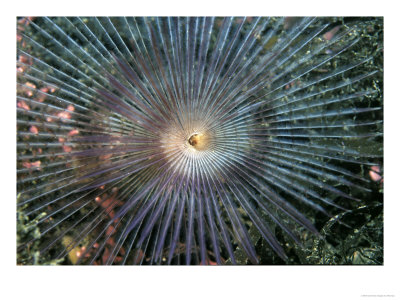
top-left (187, 132), bottom-right (208, 151)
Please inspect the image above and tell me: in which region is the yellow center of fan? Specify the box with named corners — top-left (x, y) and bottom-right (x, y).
top-left (188, 133), bottom-right (208, 151)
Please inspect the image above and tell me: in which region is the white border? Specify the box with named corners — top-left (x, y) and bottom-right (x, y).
top-left (2, 1), bottom-right (398, 299)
